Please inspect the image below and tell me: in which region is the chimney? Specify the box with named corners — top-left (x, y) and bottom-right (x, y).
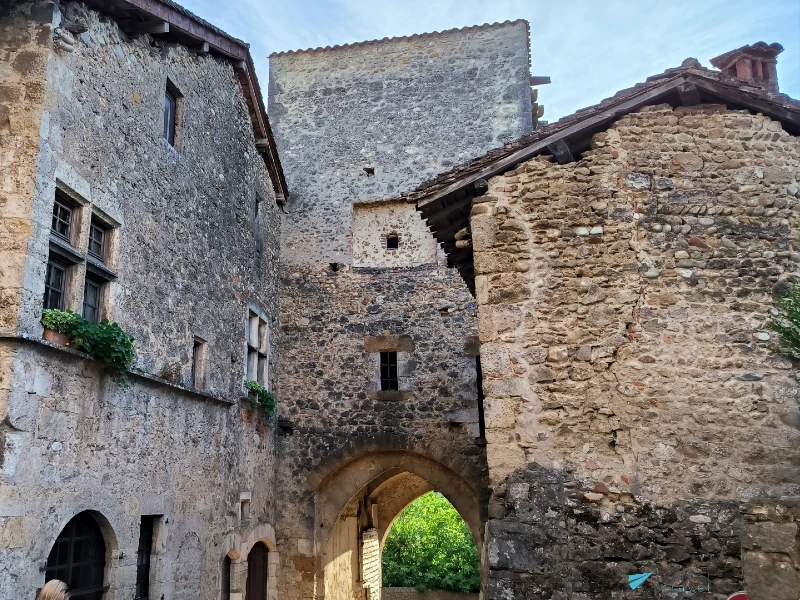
top-left (710, 42), bottom-right (783, 94)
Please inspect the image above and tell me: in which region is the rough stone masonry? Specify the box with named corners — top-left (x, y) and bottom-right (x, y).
top-left (469, 104), bottom-right (800, 599)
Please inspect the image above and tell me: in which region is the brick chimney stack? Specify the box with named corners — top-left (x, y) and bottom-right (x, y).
top-left (710, 42), bottom-right (783, 94)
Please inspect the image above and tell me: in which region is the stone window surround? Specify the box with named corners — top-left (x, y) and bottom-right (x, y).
top-left (221, 522), bottom-right (279, 600)
top-left (242, 302), bottom-right (272, 393)
top-left (48, 180), bottom-right (120, 322)
top-left (163, 78), bottom-right (185, 152)
top-left (364, 335), bottom-right (414, 400)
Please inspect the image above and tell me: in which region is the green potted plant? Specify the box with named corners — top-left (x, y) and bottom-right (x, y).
top-left (41, 308), bottom-right (78, 346)
top-left (245, 380), bottom-right (277, 420)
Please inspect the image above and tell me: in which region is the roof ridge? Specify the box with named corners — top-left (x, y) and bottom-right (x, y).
top-left (269, 19), bottom-right (529, 58)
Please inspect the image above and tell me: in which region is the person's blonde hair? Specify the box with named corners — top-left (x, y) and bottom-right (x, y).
top-left (37, 580), bottom-right (68, 600)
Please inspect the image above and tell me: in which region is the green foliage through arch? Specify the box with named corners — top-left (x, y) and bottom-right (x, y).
top-left (381, 491), bottom-right (480, 593)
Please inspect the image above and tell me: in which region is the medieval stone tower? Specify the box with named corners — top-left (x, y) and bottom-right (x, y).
top-left (267, 22), bottom-right (534, 600)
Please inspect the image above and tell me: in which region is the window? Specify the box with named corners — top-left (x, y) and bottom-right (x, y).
top-left (88, 219), bottom-right (108, 260)
top-left (135, 516), bottom-right (156, 600)
top-left (164, 89), bottom-right (177, 145)
top-left (386, 234), bottom-right (399, 250)
top-left (191, 338), bottom-right (206, 389)
top-left (52, 192), bottom-right (74, 241)
top-left (380, 351), bottom-right (398, 391)
top-left (247, 310), bottom-right (269, 387)
top-left (44, 258), bottom-right (67, 310)
top-left (82, 274), bottom-right (103, 322)
top-left (44, 512), bottom-right (107, 600)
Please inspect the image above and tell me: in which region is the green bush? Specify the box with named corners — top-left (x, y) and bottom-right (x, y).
top-left (41, 309), bottom-right (135, 388)
top-left (769, 282), bottom-right (800, 360)
top-left (246, 380), bottom-right (277, 419)
top-left (382, 491), bottom-right (480, 593)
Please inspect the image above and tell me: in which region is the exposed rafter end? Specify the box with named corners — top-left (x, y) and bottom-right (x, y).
top-left (547, 138), bottom-right (574, 164)
top-left (677, 83), bottom-right (701, 106)
top-left (473, 179), bottom-right (488, 196)
top-left (192, 41), bottom-right (211, 54)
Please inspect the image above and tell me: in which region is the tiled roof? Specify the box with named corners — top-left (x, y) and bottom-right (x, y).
top-left (269, 19), bottom-right (531, 70)
top-left (405, 59), bottom-right (800, 294)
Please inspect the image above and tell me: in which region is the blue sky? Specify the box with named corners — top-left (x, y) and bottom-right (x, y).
top-left (181, 0), bottom-right (799, 121)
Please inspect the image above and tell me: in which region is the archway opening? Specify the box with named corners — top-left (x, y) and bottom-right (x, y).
top-left (315, 451), bottom-right (485, 600)
top-left (382, 491), bottom-right (480, 595)
top-left (246, 541), bottom-right (269, 600)
top-left (44, 511), bottom-right (108, 600)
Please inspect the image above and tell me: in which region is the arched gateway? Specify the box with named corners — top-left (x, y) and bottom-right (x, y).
top-left (310, 450), bottom-right (486, 600)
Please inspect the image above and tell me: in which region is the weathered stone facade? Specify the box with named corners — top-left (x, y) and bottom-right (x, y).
top-left (1, 1), bottom-right (282, 598)
top-left (268, 22), bottom-right (534, 600)
top-left (469, 104), bottom-right (800, 598)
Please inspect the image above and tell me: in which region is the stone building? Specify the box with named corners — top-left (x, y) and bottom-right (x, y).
top-left (1, 1), bottom-right (286, 599)
top-left (3, 1), bottom-right (800, 599)
top-left (267, 22), bottom-right (536, 600)
top-left (410, 48), bottom-right (800, 599)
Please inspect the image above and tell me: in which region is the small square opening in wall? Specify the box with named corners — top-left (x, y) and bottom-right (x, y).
top-left (240, 491), bottom-right (252, 521)
top-left (386, 234), bottom-right (399, 250)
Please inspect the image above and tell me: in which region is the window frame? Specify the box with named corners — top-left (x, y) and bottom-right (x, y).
top-left (82, 272), bottom-right (104, 322)
top-left (379, 351), bottom-right (399, 391)
top-left (87, 218), bottom-right (108, 261)
top-left (385, 233), bottom-right (399, 250)
top-left (134, 515), bottom-right (157, 600)
top-left (164, 89), bottom-right (177, 146)
top-left (245, 307), bottom-right (270, 390)
top-left (52, 192), bottom-right (76, 242)
top-left (44, 256), bottom-right (68, 311)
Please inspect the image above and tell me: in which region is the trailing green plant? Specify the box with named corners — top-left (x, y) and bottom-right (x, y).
top-left (246, 380), bottom-right (277, 419)
top-left (158, 360), bottom-right (182, 383)
top-left (769, 281), bottom-right (800, 361)
top-left (41, 309), bottom-right (135, 388)
top-left (41, 308), bottom-right (79, 336)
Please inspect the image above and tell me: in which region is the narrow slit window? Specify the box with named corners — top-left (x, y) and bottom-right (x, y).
top-left (380, 351), bottom-right (398, 391)
top-left (386, 234), bottom-right (399, 250)
top-left (44, 258), bottom-right (67, 310)
top-left (191, 338), bottom-right (206, 389)
top-left (135, 515), bottom-right (157, 600)
top-left (164, 89), bottom-right (177, 146)
top-left (52, 192), bottom-right (74, 241)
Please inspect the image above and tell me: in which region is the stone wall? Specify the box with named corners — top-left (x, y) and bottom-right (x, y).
top-left (0, 0), bottom-right (52, 332)
top-left (269, 22), bottom-right (534, 600)
top-left (383, 588), bottom-right (478, 600)
top-left (470, 104), bottom-right (800, 598)
top-left (268, 21), bottom-right (533, 265)
top-left (274, 261), bottom-right (485, 600)
top-left (1, 2), bottom-right (282, 598)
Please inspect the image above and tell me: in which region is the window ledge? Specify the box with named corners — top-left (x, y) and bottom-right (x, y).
top-left (0, 333), bottom-right (234, 406)
top-left (49, 235), bottom-right (85, 264)
top-left (86, 255), bottom-right (118, 280)
top-left (368, 390), bottom-right (412, 401)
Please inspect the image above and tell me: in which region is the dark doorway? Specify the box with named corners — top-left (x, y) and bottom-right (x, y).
top-left (246, 542), bottom-right (269, 600)
top-left (45, 512), bottom-right (107, 599)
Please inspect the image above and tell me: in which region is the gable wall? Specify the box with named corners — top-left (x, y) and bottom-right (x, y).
top-left (470, 103), bottom-right (800, 599)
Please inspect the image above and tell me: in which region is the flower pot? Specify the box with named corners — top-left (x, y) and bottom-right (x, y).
top-left (43, 328), bottom-right (69, 346)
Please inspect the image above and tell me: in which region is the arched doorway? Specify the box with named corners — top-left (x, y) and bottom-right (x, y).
top-left (313, 451), bottom-right (485, 600)
top-left (246, 542), bottom-right (269, 600)
top-left (44, 511), bottom-right (107, 600)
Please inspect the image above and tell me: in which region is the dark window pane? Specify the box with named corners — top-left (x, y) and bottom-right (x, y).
top-left (88, 222), bottom-right (106, 259)
top-left (135, 516), bottom-right (156, 599)
top-left (52, 195), bottom-right (73, 240)
top-left (380, 352), bottom-right (399, 391)
top-left (45, 512), bottom-right (106, 599)
top-left (164, 90), bottom-right (176, 145)
top-left (83, 278), bottom-right (101, 322)
top-left (44, 260), bottom-right (65, 310)
top-left (386, 235), bottom-right (399, 249)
